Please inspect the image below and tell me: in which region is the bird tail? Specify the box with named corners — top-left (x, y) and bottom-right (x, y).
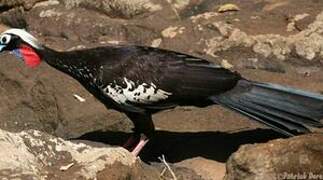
top-left (210, 80), bottom-right (323, 136)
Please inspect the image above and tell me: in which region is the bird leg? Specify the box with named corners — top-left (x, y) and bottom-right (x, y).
top-left (131, 134), bottom-right (149, 156)
top-left (125, 112), bottom-right (154, 156)
top-left (123, 133), bottom-right (140, 151)
top-left (123, 134), bottom-right (149, 156)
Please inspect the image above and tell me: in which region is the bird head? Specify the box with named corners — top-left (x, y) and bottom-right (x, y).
top-left (0, 28), bottom-right (43, 68)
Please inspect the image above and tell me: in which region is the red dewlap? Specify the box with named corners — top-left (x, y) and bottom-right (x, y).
top-left (19, 45), bottom-right (41, 68)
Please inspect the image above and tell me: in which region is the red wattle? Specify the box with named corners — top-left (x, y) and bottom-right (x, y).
top-left (19, 45), bottom-right (41, 68)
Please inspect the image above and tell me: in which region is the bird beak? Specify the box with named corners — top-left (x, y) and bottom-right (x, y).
top-left (0, 44), bottom-right (5, 52)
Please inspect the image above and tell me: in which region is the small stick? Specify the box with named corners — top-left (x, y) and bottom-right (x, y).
top-left (160, 167), bottom-right (167, 177)
top-left (60, 162), bottom-right (74, 171)
top-left (73, 94), bottom-right (86, 102)
top-left (158, 154), bottom-right (177, 180)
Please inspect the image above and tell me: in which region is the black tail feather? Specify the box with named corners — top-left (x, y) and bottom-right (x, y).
top-left (211, 80), bottom-right (323, 136)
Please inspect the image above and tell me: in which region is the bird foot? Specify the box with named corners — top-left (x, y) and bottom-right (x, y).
top-left (131, 136), bottom-right (149, 157)
top-left (122, 134), bottom-right (149, 156)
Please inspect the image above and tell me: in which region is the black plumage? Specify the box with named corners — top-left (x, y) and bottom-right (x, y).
top-left (37, 45), bottom-right (242, 138)
top-left (35, 45), bottom-right (323, 138)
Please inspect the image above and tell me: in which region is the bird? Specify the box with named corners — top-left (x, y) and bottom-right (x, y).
top-left (0, 28), bottom-right (323, 156)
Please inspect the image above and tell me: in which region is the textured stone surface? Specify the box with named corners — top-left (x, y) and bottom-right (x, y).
top-left (0, 52), bottom-right (126, 138)
top-left (0, 0), bottom-right (47, 10)
top-left (59, 0), bottom-right (162, 18)
top-left (204, 11), bottom-right (323, 61)
top-left (225, 134), bottom-right (323, 180)
top-left (0, 129), bottom-right (159, 179)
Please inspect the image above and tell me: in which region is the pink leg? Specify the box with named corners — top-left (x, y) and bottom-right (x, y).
top-left (123, 135), bottom-right (139, 150)
top-left (131, 136), bottom-right (149, 156)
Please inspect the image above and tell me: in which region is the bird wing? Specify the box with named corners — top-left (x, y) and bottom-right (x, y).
top-left (95, 46), bottom-right (240, 112)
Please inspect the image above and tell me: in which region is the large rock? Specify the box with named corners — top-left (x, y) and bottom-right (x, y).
top-left (0, 52), bottom-right (128, 138)
top-left (0, 0), bottom-right (45, 10)
top-left (0, 0), bottom-right (162, 17)
top-left (59, 0), bottom-right (162, 18)
top-left (0, 128), bottom-right (159, 179)
top-left (225, 134), bottom-right (323, 180)
top-left (204, 11), bottom-right (323, 61)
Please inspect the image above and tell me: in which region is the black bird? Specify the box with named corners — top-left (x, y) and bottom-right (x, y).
top-left (0, 28), bottom-right (322, 156)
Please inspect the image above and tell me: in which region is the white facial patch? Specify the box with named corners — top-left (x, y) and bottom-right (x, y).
top-left (1, 28), bottom-right (43, 49)
top-left (0, 34), bottom-right (11, 44)
top-left (102, 78), bottom-right (172, 105)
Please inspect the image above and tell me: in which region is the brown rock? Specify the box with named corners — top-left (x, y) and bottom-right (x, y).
top-left (0, 0), bottom-right (45, 10)
top-left (295, 14), bottom-right (315, 31)
top-left (0, 129), bottom-right (159, 179)
top-left (60, 0), bottom-right (162, 18)
top-left (237, 57), bottom-right (285, 73)
top-left (0, 53), bottom-right (127, 139)
top-left (177, 157), bottom-right (226, 180)
top-left (225, 134), bottom-right (323, 180)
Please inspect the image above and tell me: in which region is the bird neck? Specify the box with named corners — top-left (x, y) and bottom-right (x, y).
top-left (36, 46), bottom-right (79, 73)
top-left (35, 46), bottom-right (98, 83)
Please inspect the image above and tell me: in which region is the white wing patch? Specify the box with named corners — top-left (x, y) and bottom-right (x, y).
top-left (102, 78), bottom-right (172, 105)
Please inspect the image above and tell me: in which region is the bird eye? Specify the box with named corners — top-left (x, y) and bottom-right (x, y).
top-left (0, 34), bottom-right (11, 44)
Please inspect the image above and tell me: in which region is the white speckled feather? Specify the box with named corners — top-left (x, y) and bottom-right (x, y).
top-left (102, 78), bottom-right (172, 105)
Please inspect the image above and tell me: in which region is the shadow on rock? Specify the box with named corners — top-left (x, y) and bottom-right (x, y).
top-left (75, 129), bottom-right (285, 163)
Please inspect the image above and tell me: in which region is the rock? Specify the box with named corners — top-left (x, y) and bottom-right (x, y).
top-left (161, 26), bottom-right (186, 38)
top-left (286, 13), bottom-right (310, 32)
top-left (0, 128), bottom-right (159, 179)
top-left (0, 23), bottom-right (8, 31)
top-left (295, 66), bottom-right (320, 76)
top-left (0, 53), bottom-right (126, 138)
top-left (151, 38), bottom-right (162, 47)
top-left (33, 0), bottom-right (60, 8)
top-left (171, 0), bottom-right (190, 10)
top-left (0, 0), bottom-right (45, 10)
top-left (237, 58), bottom-right (285, 73)
top-left (0, 8), bottom-right (27, 29)
top-left (162, 165), bottom-right (203, 180)
top-left (152, 160), bottom-right (203, 180)
top-left (221, 59), bottom-right (234, 69)
top-left (218, 3), bottom-right (240, 13)
top-left (295, 15), bottom-right (315, 31)
top-left (262, 1), bottom-right (289, 12)
top-left (293, 33), bottom-right (323, 60)
top-left (252, 42), bottom-right (272, 58)
top-left (190, 12), bottom-right (219, 23)
top-left (39, 9), bottom-right (62, 18)
top-left (59, 0), bottom-right (162, 18)
top-left (177, 157), bottom-right (226, 180)
top-left (204, 28), bottom-right (255, 57)
top-left (204, 11), bottom-right (323, 61)
top-left (225, 134), bottom-right (323, 180)
top-left (211, 21), bottom-right (234, 37)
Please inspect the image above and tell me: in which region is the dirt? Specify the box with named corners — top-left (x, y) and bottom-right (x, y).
top-left (0, 0), bottom-right (323, 179)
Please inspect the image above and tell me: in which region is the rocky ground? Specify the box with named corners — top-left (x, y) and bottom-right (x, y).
top-left (0, 0), bottom-right (323, 179)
